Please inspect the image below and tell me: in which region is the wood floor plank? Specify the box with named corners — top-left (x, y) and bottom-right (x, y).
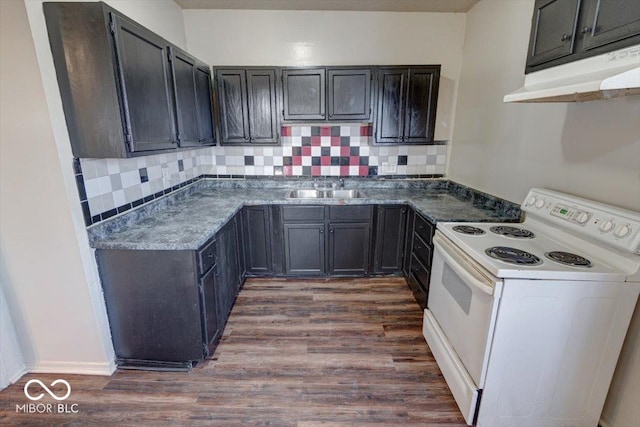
top-left (0, 277), bottom-right (465, 426)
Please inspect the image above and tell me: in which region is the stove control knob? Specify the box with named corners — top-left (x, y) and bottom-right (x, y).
top-left (614, 224), bottom-right (631, 238)
top-left (576, 212), bottom-right (590, 224)
top-left (599, 220), bottom-right (615, 233)
top-left (535, 199), bottom-right (545, 209)
top-left (526, 196), bottom-right (537, 206)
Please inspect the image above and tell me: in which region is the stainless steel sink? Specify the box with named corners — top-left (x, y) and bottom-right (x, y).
top-left (324, 189), bottom-right (365, 199)
top-left (285, 189), bottom-right (325, 199)
top-left (285, 189), bottom-right (366, 199)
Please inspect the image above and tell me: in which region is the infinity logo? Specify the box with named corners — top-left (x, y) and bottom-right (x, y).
top-left (24, 379), bottom-right (71, 401)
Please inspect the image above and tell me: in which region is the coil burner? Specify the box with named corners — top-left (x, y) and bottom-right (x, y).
top-left (490, 226), bottom-right (536, 239)
top-left (485, 246), bottom-right (542, 266)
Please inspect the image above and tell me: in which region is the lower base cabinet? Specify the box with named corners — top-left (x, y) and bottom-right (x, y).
top-left (281, 205), bottom-right (373, 276)
top-left (404, 211), bottom-right (436, 309)
top-left (96, 203), bottom-right (437, 369)
top-left (96, 248), bottom-right (217, 370)
top-left (96, 212), bottom-right (242, 370)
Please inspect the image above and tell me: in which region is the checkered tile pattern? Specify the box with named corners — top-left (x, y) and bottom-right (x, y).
top-left (207, 125), bottom-right (447, 177)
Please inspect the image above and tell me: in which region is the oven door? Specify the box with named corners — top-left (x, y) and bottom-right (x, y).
top-left (423, 232), bottom-right (502, 425)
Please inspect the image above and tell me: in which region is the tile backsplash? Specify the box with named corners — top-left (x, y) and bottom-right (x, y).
top-left (76, 124), bottom-right (448, 225)
top-left (203, 125), bottom-right (447, 177)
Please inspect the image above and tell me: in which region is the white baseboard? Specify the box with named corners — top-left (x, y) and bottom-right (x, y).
top-left (26, 359), bottom-right (116, 376)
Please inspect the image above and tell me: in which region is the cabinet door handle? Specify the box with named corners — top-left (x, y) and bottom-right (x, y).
top-left (580, 26), bottom-right (592, 34)
top-left (319, 229), bottom-right (324, 234)
top-left (561, 33), bottom-right (572, 41)
top-left (330, 229), bottom-right (334, 234)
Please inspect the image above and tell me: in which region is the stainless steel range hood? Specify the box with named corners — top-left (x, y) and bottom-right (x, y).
top-left (504, 45), bottom-right (640, 103)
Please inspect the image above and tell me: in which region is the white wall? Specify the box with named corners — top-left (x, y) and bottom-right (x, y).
top-left (449, 0), bottom-right (640, 212)
top-left (183, 9), bottom-right (467, 141)
top-left (0, 0), bottom-right (187, 376)
top-left (449, 1), bottom-right (640, 426)
top-left (0, 273), bottom-right (25, 390)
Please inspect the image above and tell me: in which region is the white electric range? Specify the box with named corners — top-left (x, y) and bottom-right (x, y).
top-left (422, 188), bottom-right (640, 426)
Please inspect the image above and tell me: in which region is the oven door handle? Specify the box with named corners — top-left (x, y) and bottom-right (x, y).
top-left (433, 234), bottom-right (496, 296)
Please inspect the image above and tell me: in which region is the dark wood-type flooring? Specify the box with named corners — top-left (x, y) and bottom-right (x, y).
top-left (0, 277), bottom-right (465, 426)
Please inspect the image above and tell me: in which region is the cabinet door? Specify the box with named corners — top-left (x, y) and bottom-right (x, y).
top-left (194, 64), bottom-right (216, 145)
top-left (283, 68), bottom-right (326, 120)
top-left (327, 68), bottom-right (371, 121)
top-left (247, 69), bottom-right (279, 143)
top-left (216, 69), bottom-right (249, 144)
top-left (374, 206), bottom-right (407, 274)
top-left (111, 13), bottom-right (177, 152)
top-left (526, 0), bottom-right (581, 67)
top-left (580, 0), bottom-right (640, 51)
top-left (200, 266), bottom-right (220, 356)
top-left (329, 223), bottom-right (371, 275)
top-left (216, 219), bottom-right (240, 327)
top-left (375, 68), bottom-right (407, 143)
top-left (404, 67), bottom-right (440, 144)
top-left (402, 208), bottom-right (415, 278)
top-left (243, 206), bottom-right (273, 274)
top-left (284, 224), bottom-right (325, 275)
top-left (169, 47), bottom-right (200, 146)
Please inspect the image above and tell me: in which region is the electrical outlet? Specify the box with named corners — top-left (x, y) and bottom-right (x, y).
top-left (381, 162), bottom-right (397, 174)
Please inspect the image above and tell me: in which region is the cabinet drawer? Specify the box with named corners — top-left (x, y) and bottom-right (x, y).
top-left (411, 253), bottom-right (430, 290)
top-left (198, 238), bottom-right (217, 275)
top-left (329, 205), bottom-right (372, 221)
top-left (414, 214), bottom-right (434, 244)
top-left (412, 233), bottom-right (432, 269)
top-left (282, 206), bottom-right (325, 222)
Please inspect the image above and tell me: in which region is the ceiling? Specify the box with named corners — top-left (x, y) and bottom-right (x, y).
top-left (174, 0), bottom-right (480, 13)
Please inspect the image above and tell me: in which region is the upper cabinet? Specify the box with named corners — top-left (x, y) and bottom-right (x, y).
top-left (215, 68), bottom-right (279, 145)
top-left (526, 0), bottom-right (640, 72)
top-left (374, 66), bottom-right (440, 144)
top-left (170, 48), bottom-right (216, 147)
top-left (282, 67), bottom-right (372, 122)
top-left (282, 68), bottom-right (327, 121)
top-left (327, 68), bottom-right (372, 121)
top-left (44, 2), bottom-right (215, 158)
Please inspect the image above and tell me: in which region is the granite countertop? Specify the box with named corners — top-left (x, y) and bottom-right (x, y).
top-left (89, 179), bottom-right (521, 250)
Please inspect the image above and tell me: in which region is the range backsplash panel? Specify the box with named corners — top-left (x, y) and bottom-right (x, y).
top-left (77, 125), bottom-right (447, 224)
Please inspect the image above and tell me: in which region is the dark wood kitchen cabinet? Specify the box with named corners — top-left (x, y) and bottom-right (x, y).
top-left (328, 206), bottom-right (373, 275)
top-left (373, 205), bottom-right (407, 274)
top-left (526, 0), bottom-right (640, 72)
top-left (280, 205), bottom-right (373, 276)
top-left (171, 48), bottom-right (216, 147)
top-left (282, 68), bottom-right (326, 121)
top-left (282, 206), bottom-right (326, 275)
top-left (215, 68), bottom-right (279, 145)
top-left (216, 216), bottom-right (242, 327)
top-left (44, 2), bottom-right (215, 158)
top-left (96, 237), bottom-right (222, 370)
top-left (242, 206), bottom-right (273, 275)
top-left (374, 66), bottom-right (440, 144)
top-left (404, 211), bottom-right (436, 309)
top-left (282, 67), bottom-right (373, 122)
top-left (327, 68), bottom-right (372, 121)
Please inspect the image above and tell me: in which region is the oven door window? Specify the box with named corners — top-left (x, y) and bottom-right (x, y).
top-left (428, 236), bottom-right (501, 387)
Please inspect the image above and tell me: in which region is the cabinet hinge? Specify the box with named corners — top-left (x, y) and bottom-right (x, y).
top-left (176, 131), bottom-right (181, 143)
top-left (124, 132), bottom-right (132, 150)
top-left (109, 19), bottom-right (116, 34)
top-left (202, 342), bottom-right (209, 356)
